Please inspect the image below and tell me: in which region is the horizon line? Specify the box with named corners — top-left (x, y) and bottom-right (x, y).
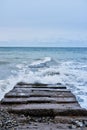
top-left (0, 46), bottom-right (87, 48)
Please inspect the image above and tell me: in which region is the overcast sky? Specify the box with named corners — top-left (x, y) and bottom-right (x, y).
top-left (0, 0), bottom-right (87, 47)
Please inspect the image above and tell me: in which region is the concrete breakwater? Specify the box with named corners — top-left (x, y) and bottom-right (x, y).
top-left (0, 82), bottom-right (87, 129)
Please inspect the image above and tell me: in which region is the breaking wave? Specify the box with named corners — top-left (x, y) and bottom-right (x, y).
top-left (0, 56), bottom-right (87, 109)
top-left (29, 57), bottom-right (52, 68)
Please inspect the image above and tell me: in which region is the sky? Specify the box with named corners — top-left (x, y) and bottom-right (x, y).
top-left (0, 0), bottom-right (87, 47)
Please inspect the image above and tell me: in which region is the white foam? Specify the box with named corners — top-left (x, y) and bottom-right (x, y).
top-left (0, 58), bottom-right (87, 109)
top-left (0, 69), bottom-right (25, 100)
top-left (29, 57), bottom-right (52, 67)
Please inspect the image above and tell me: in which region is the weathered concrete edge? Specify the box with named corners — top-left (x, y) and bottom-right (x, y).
top-left (8, 108), bottom-right (87, 117)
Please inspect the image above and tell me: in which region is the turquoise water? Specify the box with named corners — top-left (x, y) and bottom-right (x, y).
top-left (0, 47), bottom-right (87, 108)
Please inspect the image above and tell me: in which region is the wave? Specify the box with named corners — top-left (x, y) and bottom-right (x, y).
top-left (0, 57), bottom-right (87, 109)
top-left (29, 57), bottom-right (52, 68)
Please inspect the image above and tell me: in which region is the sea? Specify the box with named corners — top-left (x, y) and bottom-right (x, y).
top-left (0, 47), bottom-right (87, 109)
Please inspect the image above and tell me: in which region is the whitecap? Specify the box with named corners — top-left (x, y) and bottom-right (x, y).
top-left (29, 57), bottom-right (52, 68)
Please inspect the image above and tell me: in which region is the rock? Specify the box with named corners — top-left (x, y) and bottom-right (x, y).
top-left (83, 120), bottom-right (87, 127)
top-left (68, 125), bottom-right (72, 129)
top-left (75, 120), bottom-right (83, 127)
top-left (0, 120), bottom-right (3, 127)
top-left (72, 120), bottom-right (84, 128)
top-left (72, 124), bottom-right (77, 129)
top-left (69, 124), bottom-right (77, 129)
top-left (0, 108), bottom-right (18, 129)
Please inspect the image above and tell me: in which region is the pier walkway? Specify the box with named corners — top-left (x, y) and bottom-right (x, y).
top-left (1, 82), bottom-right (87, 129)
